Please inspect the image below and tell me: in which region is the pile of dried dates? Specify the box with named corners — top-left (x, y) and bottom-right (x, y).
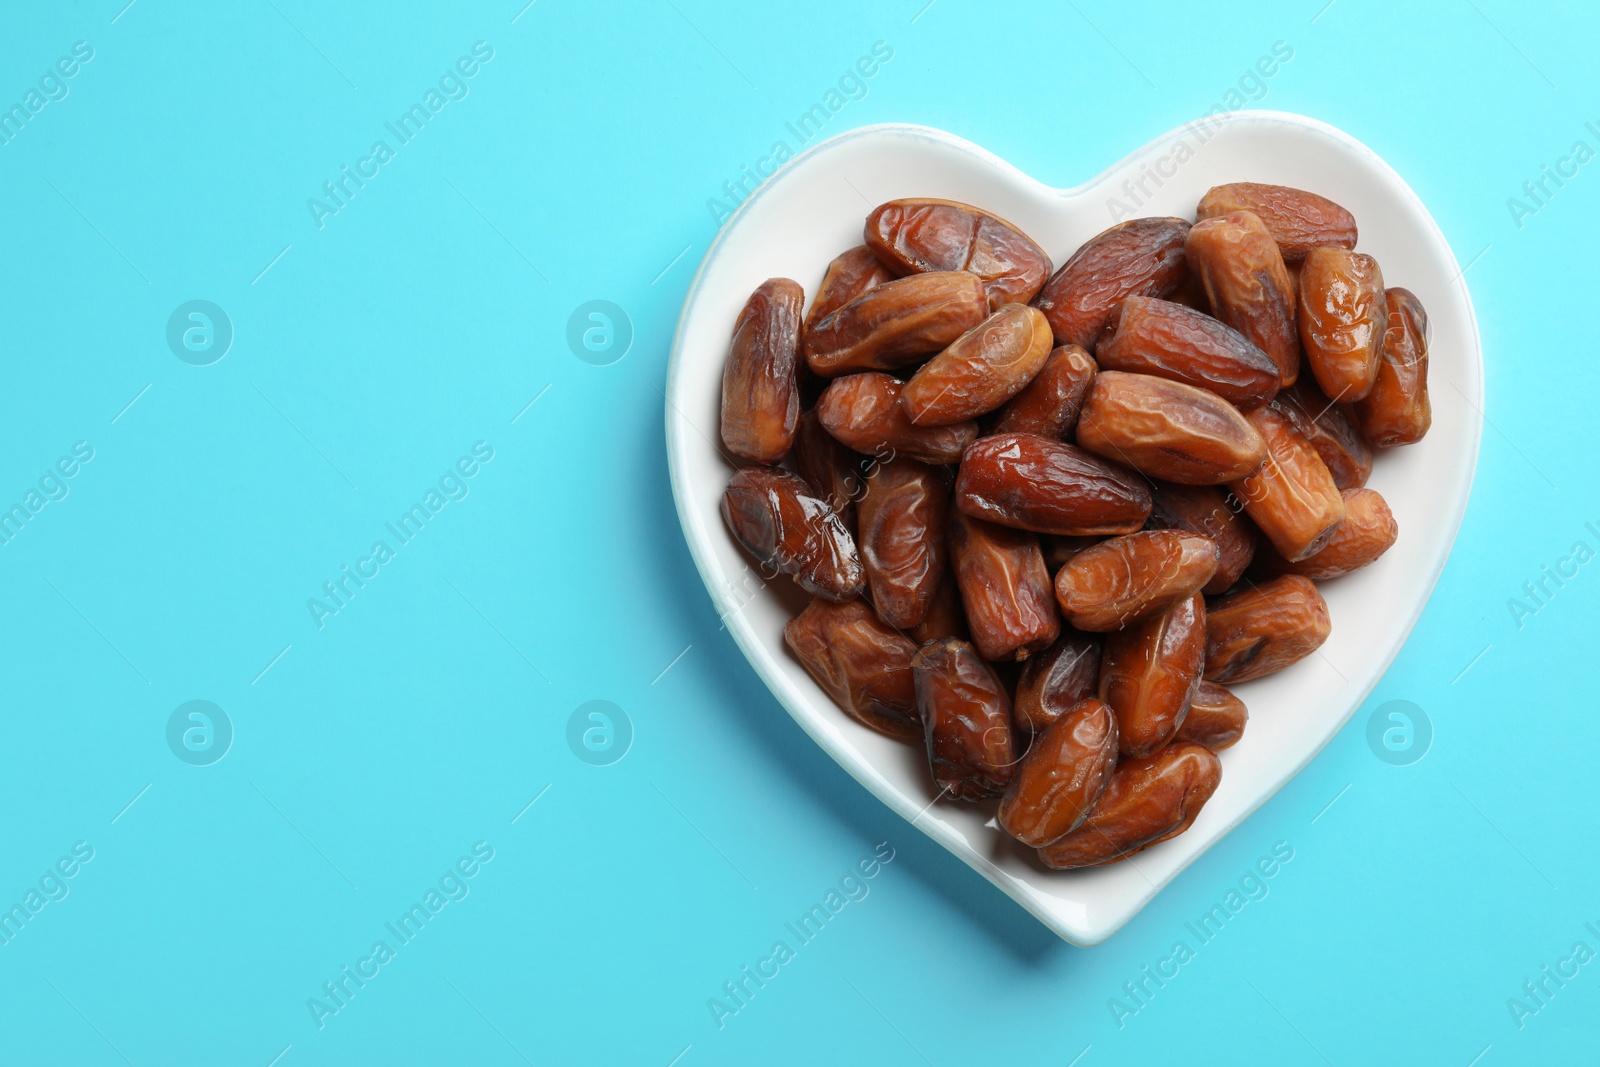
top-left (718, 183), bottom-right (1431, 869)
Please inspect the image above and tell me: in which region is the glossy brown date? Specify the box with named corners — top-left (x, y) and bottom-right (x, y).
top-left (1273, 378), bottom-right (1373, 490)
top-left (804, 270), bottom-right (988, 376)
top-left (1196, 183), bottom-right (1358, 263)
top-left (909, 565), bottom-right (969, 645)
top-left (1032, 217), bottom-right (1190, 349)
top-left (990, 344), bottom-right (1098, 438)
top-left (1298, 248), bottom-right (1385, 402)
top-left (948, 509), bottom-right (1060, 661)
top-left (954, 432), bottom-right (1152, 536)
top-left (1173, 680), bottom-right (1247, 751)
top-left (1146, 482), bottom-right (1257, 595)
top-left (1229, 404), bottom-right (1346, 562)
top-left (815, 373), bottom-right (978, 464)
top-left (1096, 295), bottom-right (1281, 409)
top-left (722, 467), bottom-right (864, 600)
top-left (1352, 286), bottom-right (1432, 448)
top-left (1037, 742), bottom-right (1221, 869)
top-left (865, 198), bottom-right (1053, 309)
top-left (901, 304), bottom-right (1054, 425)
top-left (1185, 210), bottom-right (1300, 388)
top-left (1204, 574), bottom-right (1331, 683)
top-left (998, 697), bottom-right (1117, 846)
top-left (1013, 631), bottom-right (1101, 736)
top-left (791, 409), bottom-right (863, 527)
top-left (1253, 487), bottom-right (1397, 581)
top-left (1100, 592), bottom-right (1206, 758)
top-left (1053, 530), bottom-right (1219, 632)
top-left (805, 245), bottom-right (895, 332)
top-left (913, 638), bottom-right (1018, 800)
top-left (721, 278), bottom-right (804, 464)
top-left (784, 598), bottom-right (921, 741)
top-left (857, 458), bottom-right (949, 629)
top-left (1076, 370), bottom-right (1267, 485)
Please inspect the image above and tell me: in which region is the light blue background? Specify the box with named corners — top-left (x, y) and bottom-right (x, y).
top-left (0, 0), bottom-right (1591, 1062)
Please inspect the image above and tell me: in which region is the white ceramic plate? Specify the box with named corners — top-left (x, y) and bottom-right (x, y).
top-left (664, 113), bottom-right (1482, 946)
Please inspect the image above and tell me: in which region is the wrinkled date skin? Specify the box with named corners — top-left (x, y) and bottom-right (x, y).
top-left (948, 509), bottom-right (1060, 661)
top-left (1013, 632), bottom-right (1101, 736)
top-left (1033, 217), bottom-right (1190, 349)
top-left (902, 304), bottom-right (1054, 425)
top-left (815, 373), bottom-right (978, 464)
top-left (1254, 487), bottom-right (1398, 581)
top-left (1298, 248), bottom-right (1385, 402)
top-left (791, 409), bottom-right (863, 529)
top-left (785, 598), bottom-right (921, 741)
top-left (857, 458), bottom-right (950, 629)
top-left (1174, 680), bottom-right (1247, 751)
top-left (1146, 482), bottom-right (1257, 595)
top-left (722, 467), bottom-right (865, 600)
top-left (1353, 286), bottom-right (1432, 447)
top-left (1041, 535), bottom-right (1103, 571)
top-left (1100, 592), bottom-right (1206, 758)
top-left (721, 278), bottom-right (804, 464)
top-left (1096, 296), bottom-right (1281, 409)
top-left (1038, 742), bottom-right (1222, 869)
top-left (1205, 574), bottom-right (1331, 683)
top-left (806, 245), bottom-right (895, 332)
top-left (1186, 210), bottom-right (1300, 388)
top-left (1229, 404), bottom-right (1346, 562)
top-left (803, 271), bottom-right (988, 376)
top-left (1076, 370), bottom-right (1267, 485)
top-left (990, 344), bottom-right (1098, 438)
top-left (865, 198), bottom-right (1053, 309)
top-left (955, 433), bottom-right (1152, 536)
top-left (1196, 183), bottom-right (1358, 263)
top-left (913, 638), bottom-right (1018, 800)
top-left (998, 697), bottom-right (1117, 846)
top-left (910, 565), bottom-right (969, 645)
top-left (1274, 378), bottom-right (1373, 490)
top-left (1054, 530), bottom-right (1219, 632)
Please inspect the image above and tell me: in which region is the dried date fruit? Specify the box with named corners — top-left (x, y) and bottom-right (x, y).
top-left (1041, 535), bottom-right (1103, 572)
top-left (1273, 378), bottom-right (1373, 490)
top-left (1186, 210), bottom-right (1300, 387)
top-left (1037, 742), bottom-right (1221, 869)
top-left (1100, 593), bottom-right (1206, 758)
top-left (722, 467), bottom-right (864, 600)
top-left (857, 458), bottom-right (949, 629)
top-left (815, 373), bottom-right (978, 464)
top-left (791, 409), bottom-right (864, 527)
top-left (1173, 680), bottom-right (1247, 751)
top-left (990, 344), bottom-right (1098, 438)
top-left (1204, 575), bottom-right (1331, 683)
top-left (1096, 295), bottom-right (1281, 409)
top-left (1298, 248), bottom-right (1385, 402)
top-left (1013, 632), bottom-right (1101, 736)
top-left (1076, 371), bottom-right (1266, 484)
top-left (1352, 286), bottom-right (1432, 447)
top-left (865, 198), bottom-right (1052, 309)
top-left (1229, 404), bottom-right (1346, 562)
top-left (1033, 217), bottom-right (1190, 349)
top-left (1253, 487), bottom-right (1397, 581)
top-left (785, 598), bottom-right (921, 740)
top-left (1053, 530), bottom-right (1218, 632)
top-left (998, 697), bottom-right (1117, 846)
top-left (806, 245), bottom-right (895, 332)
top-left (955, 432), bottom-right (1152, 536)
top-left (721, 278), bottom-right (804, 464)
top-left (910, 564), bottom-right (969, 645)
top-left (1196, 183), bottom-right (1358, 263)
top-left (804, 271), bottom-right (988, 375)
top-left (1145, 482), bottom-right (1257, 595)
top-left (902, 304), bottom-right (1054, 425)
top-left (948, 509), bottom-right (1060, 661)
top-left (913, 638), bottom-right (1018, 800)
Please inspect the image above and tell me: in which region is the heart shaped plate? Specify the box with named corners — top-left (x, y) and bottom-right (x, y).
top-left (664, 112), bottom-right (1482, 945)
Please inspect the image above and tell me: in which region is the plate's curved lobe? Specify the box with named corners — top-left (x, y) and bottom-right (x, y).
top-left (665, 113), bottom-right (1482, 946)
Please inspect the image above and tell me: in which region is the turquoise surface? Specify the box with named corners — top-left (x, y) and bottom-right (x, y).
top-left (0, 0), bottom-right (1592, 1062)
